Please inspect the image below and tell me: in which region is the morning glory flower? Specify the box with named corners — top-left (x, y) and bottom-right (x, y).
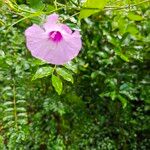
top-left (25, 13), bottom-right (82, 65)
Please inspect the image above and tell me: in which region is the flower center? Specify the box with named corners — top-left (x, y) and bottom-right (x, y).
top-left (49, 31), bottom-right (62, 42)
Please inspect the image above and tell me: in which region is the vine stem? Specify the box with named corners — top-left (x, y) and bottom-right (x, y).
top-left (81, 0), bottom-right (150, 11)
top-left (104, 0), bottom-right (150, 11)
top-left (12, 79), bottom-right (18, 129)
top-left (54, 0), bottom-right (58, 9)
top-left (5, 7), bottom-right (64, 32)
top-left (61, 12), bottom-right (80, 23)
top-left (4, 0), bottom-right (150, 31)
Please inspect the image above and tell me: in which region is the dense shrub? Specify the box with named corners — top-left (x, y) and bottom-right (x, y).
top-left (0, 0), bottom-right (150, 149)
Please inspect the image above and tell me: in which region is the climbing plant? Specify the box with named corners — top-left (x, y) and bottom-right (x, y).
top-left (0, 0), bottom-right (150, 149)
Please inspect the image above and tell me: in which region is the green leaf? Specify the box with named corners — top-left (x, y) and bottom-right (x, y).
top-left (29, 0), bottom-right (45, 10)
top-left (107, 35), bottom-right (120, 47)
top-left (32, 59), bottom-right (47, 66)
top-left (0, 0), bottom-right (2, 8)
top-left (52, 74), bottom-right (63, 95)
top-left (4, 108), bottom-right (14, 112)
top-left (117, 17), bottom-right (127, 34)
top-left (45, 5), bottom-right (55, 12)
top-left (64, 62), bottom-right (78, 73)
top-left (16, 100), bottom-right (26, 104)
top-left (17, 108), bottom-right (26, 112)
top-left (32, 66), bottom-right (53, 80)
top-left (118, 95), bottom-right (127, 109)
top-left (110, 91), bottom-right (117, 101)
top-left (0, 135), bottom-right (4, 149)
top-left (91, 71), bottom-right (99, 79)
top-left (126, 24), bottom-right (138, 35)
top-left (3, 101), bottom-right (13, 106)
top-left (3, 115), bottom-right (14, 121)
top-left (127, 12), bottom-right (143, 21)
top-left (0, 19), bottom-right (4, 26)
top-left (114, 48), bottom-right (129, 62)
top-left (17, 113), bottom-right (27, 117)
top-left (79, 0), bottom-right (107, 19)
top-left (56, 68), bottom-right (74, 83)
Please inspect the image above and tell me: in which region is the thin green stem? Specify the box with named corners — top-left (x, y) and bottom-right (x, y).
top-left (70, 0), bottom-right (79, 7)
top-left (54, 0), bottom-right (58, 9)
top-left (104, 0), bottom-right (150, 11)
top-left (61, 12), bottom-right (80, 22)
top-left (81, 0), bottom-right (150, 11)
top-left (77, 0), bottom-right (80, 6)
top-left (6, 6), bottom-right (64, 32)
top-left (13, 79), bottom-right (18, 129)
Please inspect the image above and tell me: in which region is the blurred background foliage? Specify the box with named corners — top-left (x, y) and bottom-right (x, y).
top-left (0, 0), bottom-right (150, 149)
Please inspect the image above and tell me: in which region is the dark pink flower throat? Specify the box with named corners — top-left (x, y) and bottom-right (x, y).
top-left (49, 31), bottom-right (62, 42)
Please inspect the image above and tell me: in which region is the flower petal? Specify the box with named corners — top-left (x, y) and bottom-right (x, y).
top-left (43, 13), bottom-right (59, 31)
top-left (25, 24), bottom-right (44, 37)
top-left (25, 24), bottom-right (56, 61)
top-left (25, 14), bottom-right (82, 65)
top-left (62, 30), bottom-right (82, 59)
top-left (41, 31), bottom-right (82, 65)
top-left (25, 24), bottom-right (48, 53)
top-left (60, 24), bottom-right (72, 34)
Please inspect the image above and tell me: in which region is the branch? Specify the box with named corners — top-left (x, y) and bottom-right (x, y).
top-left (105, 0), bottom-right (150, 11)
top-left (81, 0), bottom-right (150, 11)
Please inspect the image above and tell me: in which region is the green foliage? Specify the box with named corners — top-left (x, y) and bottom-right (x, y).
top-left (32, 66), bottom-right (54, 80)
top-left (28, 0), bottom-right (45, 10)
top-left (52, 74), bottom-right (63, 95)
top-left (0, 0), bottom-right (150, 149)
top-left (127, 12), bottom-right (143, 21)
top-left (56, 68), bottom-right (74, 83)
top-left (0, 135), bottom-right (5, 149)
top-left (79, 0), bottom-right (107, 19)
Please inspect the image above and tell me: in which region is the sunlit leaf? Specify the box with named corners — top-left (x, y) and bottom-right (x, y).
top-left (29, 0), bottom-right (45, 10)
top-left (3, 115), bottom-right (14, 121)
top-left (52, 74), bottom-right (63, 95)
top-left (114, 48), bottom-right (129, 62)
top-left (56, 68), bottom-right (74, 83)
top-left (17, 108), bottom-right (26, 112)
top-left (127, 12), bottom-right (143, 21)
top-left (17, 113), bottom-right (27, 117)
top-left (3, 101), bottom-right (13, 106)
top-left (79, 0), bottom-right (107, 19)
top-left (126, 24), bottom-right (138, 35)
top-left (118, 94), bottom-right (127, 109)
top-left (64, 62), bottom-right (78, 73)
top-left (32, 66), bottom-right (53, 80)
top-left (16, 100), bottom-right (26, 104)
top-left (4, 108), bottom-right (14, 112)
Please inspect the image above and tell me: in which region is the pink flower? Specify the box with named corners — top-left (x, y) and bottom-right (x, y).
top-left (25, 13), bottom-right (82, 65)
